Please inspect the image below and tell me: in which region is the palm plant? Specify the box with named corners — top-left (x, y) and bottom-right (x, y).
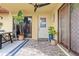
top-left (13, 10), bottom-right (24, 38)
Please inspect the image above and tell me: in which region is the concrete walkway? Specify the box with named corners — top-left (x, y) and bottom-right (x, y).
top-left (15, 40), bottom-right (67, 56)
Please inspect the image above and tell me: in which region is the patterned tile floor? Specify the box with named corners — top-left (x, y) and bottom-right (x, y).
top-left (0, 40), bottom-right (25, 56)
top-left (15, 40), bottom-right (67, 56)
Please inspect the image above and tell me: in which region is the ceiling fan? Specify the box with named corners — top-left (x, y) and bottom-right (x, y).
top-left (29, 3), bottom-right (50, 12)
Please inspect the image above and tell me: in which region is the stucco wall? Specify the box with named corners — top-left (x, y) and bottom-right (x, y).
top-left (22, 12), bottom-right (53, 40)
top-left (30, 12), bottom-right (51, 40)
top-left (0, 13), bottom-right (13, 32)
top-left (50, 4), bottom-right (63, 41)
top-left (0, 3), bottom-right (63, 40)
top-left (24, 12), bottom-right (52, 40)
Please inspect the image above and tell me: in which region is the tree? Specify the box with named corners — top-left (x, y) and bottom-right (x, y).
top-left (14, 10), bottom-right (24, 38)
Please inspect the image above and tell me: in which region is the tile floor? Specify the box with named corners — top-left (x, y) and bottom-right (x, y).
top-left (15, 40), bottom-right (67, 56)
top-left (0, 39), bottom-right (28, 56)
top-left (0, 41), bottom-right (23, 56)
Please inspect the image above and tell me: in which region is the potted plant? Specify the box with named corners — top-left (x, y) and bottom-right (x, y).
top-left (14, 10), bottom-right (24, 40)
top-left (48, 26), bottom-right (56, 42)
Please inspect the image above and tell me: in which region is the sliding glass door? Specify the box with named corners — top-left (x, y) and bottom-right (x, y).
top-left (58, 4), bottom-right (70, 49)
top-left (71, 4), bottom-right (79, 54)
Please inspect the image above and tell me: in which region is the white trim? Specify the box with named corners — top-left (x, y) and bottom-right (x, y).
top-left (57, 44), bottom-right (70, 56)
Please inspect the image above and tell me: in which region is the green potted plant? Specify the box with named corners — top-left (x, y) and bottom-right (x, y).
top-left (48, 26), bottom-right (56, 42)
top-left (14, 10), bottom-right (24, 40)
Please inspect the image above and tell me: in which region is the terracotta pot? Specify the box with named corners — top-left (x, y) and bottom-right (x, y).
top-left (18, 33), bottom-right (24, 40)
top-left (50, 40), bottom-right (57, 45)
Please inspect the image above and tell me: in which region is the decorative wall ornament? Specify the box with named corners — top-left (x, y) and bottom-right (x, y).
top-left (53, 13), bottom-right (55, 22)
top-left (0, 16), bottom-right (3, 19)
top-left (0, 22), bottom-right (3, 29)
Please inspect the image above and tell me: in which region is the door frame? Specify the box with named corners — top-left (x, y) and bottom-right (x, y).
top-left (38, 16), bottom-right (48, 40)
top-left (58, 3), bottom-right (79, 55)
top-left (24, 16), bottom-right (32, 38)
top-left (58, 3), bottom-right (71, 50)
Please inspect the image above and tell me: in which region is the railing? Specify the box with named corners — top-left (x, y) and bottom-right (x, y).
top-left (0, 32), bottom-right (13, 49)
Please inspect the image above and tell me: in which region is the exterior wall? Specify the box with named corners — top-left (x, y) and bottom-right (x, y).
top-left (0, 3), bottom-right (63, 40)
top-left (37, 12), bottom-right (52, 39)
top-left (48, 4), bottom-right (63, 41)
top-left (0, 13), bottom-right (13, 32)
top-left (31, 12), bottom-right (51, 40)
top-left (24, 12), bottom-right (52, 40)
top-left (32, 13), bottom-right (38, 40)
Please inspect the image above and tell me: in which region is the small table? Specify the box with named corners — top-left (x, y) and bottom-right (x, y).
top-left (0, 32), bottom-right (13, 49)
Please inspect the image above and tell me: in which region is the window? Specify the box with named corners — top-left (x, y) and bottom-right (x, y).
top-left (40, 17), bottom-right (46, 28)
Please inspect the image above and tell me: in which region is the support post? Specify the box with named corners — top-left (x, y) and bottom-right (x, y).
top-left (0, 34), bottom-right (2, 49)
top-left (9, 33), bottom-right (13, 43)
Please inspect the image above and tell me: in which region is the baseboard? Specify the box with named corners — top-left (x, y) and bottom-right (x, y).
top-left (57, 44), bottom-right (77, 56)
top-left (38, 38), bottom-right (48, 41)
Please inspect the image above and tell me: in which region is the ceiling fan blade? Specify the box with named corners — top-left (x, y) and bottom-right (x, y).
top-left (34, 4), bottom-right (38, 12)
top-left (34, 7), bottom-right (37, 12)
top-left (29, 3), bottom-right (36, 6)
top-left (38, 3), bottom-right (50, 7)
top-left (29, 3), bottom-right (50, 12)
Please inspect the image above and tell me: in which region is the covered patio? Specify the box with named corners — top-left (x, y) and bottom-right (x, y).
top-left (0, 3), bottom-right (79, 56)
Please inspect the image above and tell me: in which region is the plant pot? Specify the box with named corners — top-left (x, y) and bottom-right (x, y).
top-left (48, 34), bottom-right (54, 42)
top-left (50, 40), bottom-right (57, 45)
top-left (18, 33), bottom-right (24, 40)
